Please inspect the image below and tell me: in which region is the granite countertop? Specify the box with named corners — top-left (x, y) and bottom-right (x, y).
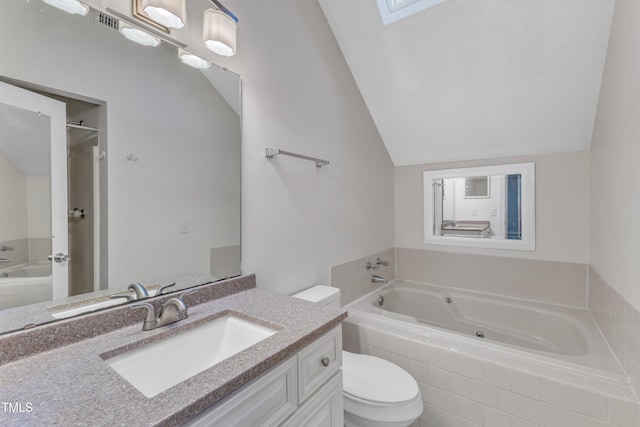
top-left (0, 272), bottom-right (220, 333)
top-left (0, 287), bottom-right (346, 426)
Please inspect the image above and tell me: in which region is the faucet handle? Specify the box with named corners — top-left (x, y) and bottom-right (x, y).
top-left (156, 282), bottom-right (176, 296)
top-left (376, 257), bottom-right (389, 267)
top-left (178, 288), bottom-right (198, 301)
top-left (109, 292), bottom-right (135, 302)
top-left (365, 261), bottom-right (379, 271)
top-left (131, 302), bottom-right (157, 330)
top-left (128, 283), bottom-right (150, 299)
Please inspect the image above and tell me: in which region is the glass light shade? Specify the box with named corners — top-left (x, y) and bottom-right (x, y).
top-left (142, 0), bottom-right (185, 29)
top-left (203, 9), bottom-right (237, 57)
top-left (119, 24), bottom-right (161, 47)
top-left (178, 49), bottom-right (211, 70)
top-left (43, 0), bottom-right (89, 15)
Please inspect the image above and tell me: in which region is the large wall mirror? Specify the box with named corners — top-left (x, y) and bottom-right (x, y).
top-left (423, 163), bottom-right (535, 251)
top-left (0, 0), bottom-right (241, 333)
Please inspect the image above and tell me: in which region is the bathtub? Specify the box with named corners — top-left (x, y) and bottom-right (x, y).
top-left (347, 280), bottom-right (624, 379)
top-left (0, 263), bottom-right (51, 278)
top-left (0, 263), bottom-right (52, 309)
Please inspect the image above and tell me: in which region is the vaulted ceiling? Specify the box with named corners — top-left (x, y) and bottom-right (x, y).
top-left (318, 0), bottom-right (615, 166)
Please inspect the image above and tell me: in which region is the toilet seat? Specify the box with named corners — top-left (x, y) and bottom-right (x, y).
top-left (342, 351), bottom-right (423, 426)
top-left (343, 351), bottom-right (419, 404)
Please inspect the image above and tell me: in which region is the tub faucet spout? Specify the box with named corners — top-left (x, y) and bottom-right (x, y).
top-left (371, 275), bottom-right (387, 284)
top-left (0, 258), bottom-right (10, 264)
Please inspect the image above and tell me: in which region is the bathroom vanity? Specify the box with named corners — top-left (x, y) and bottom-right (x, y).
top-left (0, 275), bottom-right (346, 426)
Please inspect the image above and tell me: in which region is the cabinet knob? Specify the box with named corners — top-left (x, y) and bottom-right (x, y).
top-left (321, 357), bottom-right (330, 367)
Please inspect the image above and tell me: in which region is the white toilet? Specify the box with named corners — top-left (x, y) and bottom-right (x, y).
top-left (293, 286), bottom-right (423, 427)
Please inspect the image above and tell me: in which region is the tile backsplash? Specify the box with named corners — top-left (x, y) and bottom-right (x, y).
top-left (395, 248), bottom-right (588, 307)
top-left (331, 248), bottom-right (395, 306)
top-left (589, 267), bottom-right (640, 397)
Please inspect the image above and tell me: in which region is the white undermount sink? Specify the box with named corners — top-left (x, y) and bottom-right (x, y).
top-left (103, 314), bottom-right (277, 398)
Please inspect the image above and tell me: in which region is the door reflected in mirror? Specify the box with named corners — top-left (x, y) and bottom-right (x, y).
top-left (0, 98), bottom-right (53, 309)
top-left (424, 163), bottom-right (535, 251)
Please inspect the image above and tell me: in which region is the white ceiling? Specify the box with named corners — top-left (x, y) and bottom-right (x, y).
top-left (318, 0), bottom-right (615, 166)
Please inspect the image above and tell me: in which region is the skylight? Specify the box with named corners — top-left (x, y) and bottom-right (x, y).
top-left (376, 0), bottom-right (447, 25)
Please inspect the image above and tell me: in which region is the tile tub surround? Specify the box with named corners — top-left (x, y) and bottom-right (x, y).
top-left (0, 238), bottom-right (51, 266)
top-left (0, 238), bottom-right (28, 267)
top-left (331, 248), bottom-right (395, 306)
top-left (343, 312), bottom-right (639, 427)
top-left (0, 287), bottom-right (347, 426)
top-left (0, 274), bottom-right (256, 364)
top-left (589, 267), bottom-right (640, 398)
top-left (396, 248), bottom-right (588, 307)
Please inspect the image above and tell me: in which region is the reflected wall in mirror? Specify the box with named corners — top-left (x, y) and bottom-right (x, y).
top-left (0, 0), bottom-right (241, 333)
top-left (424, 163), bottom-right (535, 251)
top-left (464, 176), bottom-right (490, 198)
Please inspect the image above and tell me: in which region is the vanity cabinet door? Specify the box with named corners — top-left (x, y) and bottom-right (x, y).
top-left (298, 326), bottom-right (342, 403)
top-left (183, 356), bottom-right (297, 427)
top-left (282, 372), bottom-right (343, 427)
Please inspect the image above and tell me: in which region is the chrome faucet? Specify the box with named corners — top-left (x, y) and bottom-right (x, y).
top-left (131, 289), bottom-right (197, 331)
top-left (371, 275), bottom-right (387, 284)
top-left (156, 282), bottom-right (176, 296)
top-left (365, 261), bottom-right (379, 271)
top-left (109, 292), bottom-right (136, 302)
top-left (128, 283), bottom-right (150, 299)
top-left (0, 245), bottom-right (14, 252)
top-left (0, 258), bottom-right (10, 264)
top-left (375, 257), bottom-right (389, 267)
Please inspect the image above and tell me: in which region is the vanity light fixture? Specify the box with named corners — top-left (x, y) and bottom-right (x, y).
top-left (203, 1), bottom-right (238, 57)
top-left (178, 49), bottom-right (212, 70)
top-left (119, 23), bottom-right (161, 47)
top-left (141, 0), bottom-right (185, 29)
top-left (42, 0), bottom-right (89, 16)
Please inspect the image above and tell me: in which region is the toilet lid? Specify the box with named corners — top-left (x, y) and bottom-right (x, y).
top-left (342, 351), bottom-right (420, 404)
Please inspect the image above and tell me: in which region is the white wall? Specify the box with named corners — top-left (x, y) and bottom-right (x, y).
top-left (0, 1), bottom-right (240, 287)
top-left (396, 151), bottom-right (590, 263)
top-left (0, 149), bottom-right (27, 241)
top-left (26, 176), bottom-right (51, 239)
top-left (590, 0), bottom-right (640, 311)
top-left (211, 0), bottom-right (395, 295)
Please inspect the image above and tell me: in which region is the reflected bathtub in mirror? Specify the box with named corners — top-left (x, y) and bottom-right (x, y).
top-left (423, 162), bottom-right (535, 251)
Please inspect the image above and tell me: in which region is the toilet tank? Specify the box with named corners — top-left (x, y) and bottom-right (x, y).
top-left (292, 285), bottom-right (341, 308)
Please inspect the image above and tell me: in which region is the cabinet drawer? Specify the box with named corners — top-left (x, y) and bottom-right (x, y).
top-left (183, 356), bottom-right (297, 427)
top-left (298, 326), bottom-right (342, 403)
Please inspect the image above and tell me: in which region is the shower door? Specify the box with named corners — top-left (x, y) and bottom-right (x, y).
top-left (0, 80), bottom-right (69, 300)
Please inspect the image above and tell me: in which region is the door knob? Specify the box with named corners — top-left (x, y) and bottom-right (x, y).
top-left (49, 253), bottom-right (70, 263)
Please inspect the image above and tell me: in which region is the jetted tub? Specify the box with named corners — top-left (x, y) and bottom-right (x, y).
top-left (0, 263), bottom-right (52, 309)
top-left (0, 263), bottom-right (51, 278)
top-left (348, 280), bottom-right (624, 377)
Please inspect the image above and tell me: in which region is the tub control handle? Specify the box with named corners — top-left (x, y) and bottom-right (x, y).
top-left (321, 357), bottom-right (330, 367)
